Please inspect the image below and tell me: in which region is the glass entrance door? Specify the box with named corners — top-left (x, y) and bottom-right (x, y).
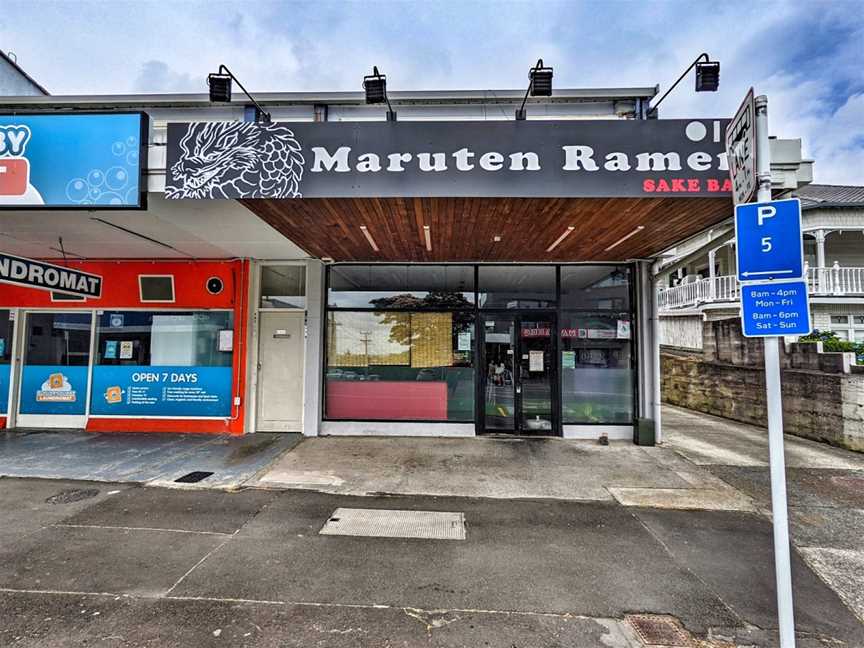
top-left (16, 312), bottom-right (93, 428)
top-left (518, 317), bottom-right (555, 432)
top-left (481, 313), bottom-right (557, 434)
top-left (482, 315), bottom-right (517, 431)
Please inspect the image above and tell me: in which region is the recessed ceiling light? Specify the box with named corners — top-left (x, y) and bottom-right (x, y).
top-left (546, 226), bottom-right (575, 252)
top-left (493, 235), bottom-right (502, 242)
top-left (423, 225), bottom-right (432, 252)
top-left (359, 225), bottom-right (379, 252)
top-left (605, 225), bottom-right (646, 252)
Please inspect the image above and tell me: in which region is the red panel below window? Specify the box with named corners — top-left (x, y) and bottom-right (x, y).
top-left (86, 417), bottom-right (241, 435)
top-left (326, 381), bottom-right (448, 420)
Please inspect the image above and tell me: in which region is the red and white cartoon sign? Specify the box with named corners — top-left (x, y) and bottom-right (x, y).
top-left (0, 157), bottom-right (30, 196)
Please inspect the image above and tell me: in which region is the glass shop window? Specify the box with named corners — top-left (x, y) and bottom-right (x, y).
top-left (95, 311), bottom-right (234, 367)
top-left (0, 310), bottom-right (10, 414)
top-left (325, 310), bottom-right (475, 421)
top-left (477, 266), bottom-right (556, 309)
top-left (90, 311), bottom-right (234, 418)
top-left (560, 265), bottom-right (631, 311)
top-left (560, 312), bottom-right (633, 424)
top-left (261, 265), bottom-right (306, 309)
top-left (0, 310), bottom-right (11, 366)
top-left (328, 265), bottom-right (475, 309)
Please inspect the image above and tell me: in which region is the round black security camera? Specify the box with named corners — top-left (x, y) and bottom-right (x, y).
top-left (206, 276), bottom-right (224, 295)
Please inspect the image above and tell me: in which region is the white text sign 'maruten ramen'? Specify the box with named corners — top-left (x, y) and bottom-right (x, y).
top-left (165, 119), bottom-right (733, 200)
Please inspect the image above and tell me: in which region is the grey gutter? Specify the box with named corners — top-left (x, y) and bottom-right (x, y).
top-left (0, 86), bottom-right (658, 109)
top-left (801, 202), bottom-right (864, 211)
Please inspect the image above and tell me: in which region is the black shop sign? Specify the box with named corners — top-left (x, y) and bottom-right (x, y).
top-left (165, 119), bottom-right (732, 200)
top-left (0, 252), bottom-right (102, 298)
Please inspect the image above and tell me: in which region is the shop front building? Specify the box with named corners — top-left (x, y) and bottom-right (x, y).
top-left (0, 84), bottom-right (807, 441)
top-left (323, 263), bottom-right (636, 438)
top-left (0, 260), bottom-right (249, 433)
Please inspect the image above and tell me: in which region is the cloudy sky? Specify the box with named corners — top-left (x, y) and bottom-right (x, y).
top-left (2, 0), bottom-right (862, 184)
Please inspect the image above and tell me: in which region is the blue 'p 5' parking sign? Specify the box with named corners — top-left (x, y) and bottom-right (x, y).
top-left (734, 198), bottom-right (804, 283)
top-left (734, 198), bottom-right (810, 337)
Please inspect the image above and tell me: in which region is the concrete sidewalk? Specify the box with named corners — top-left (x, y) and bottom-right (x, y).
top-left (0, 429), bottom-right (301, 489)
top-left (1, 477), bottom-right (861, 647)
top-left (253, 434), bottom-right (756, 511)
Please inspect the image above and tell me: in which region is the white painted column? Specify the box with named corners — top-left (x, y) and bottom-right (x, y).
top-left (244, 260), bottom-right (261, 434)
top-left (5, 309), bottom-right (21, 429)
top-left (637, 261), bottom-right (660, 443)
top-left (832, 260), bottom-right (843, 295)
top-left (708, 247), bottom-right (717, 300)
top-left (302, 260), bottom-right (325, 436)
top-left (814, 229), bottom-right (826, 293)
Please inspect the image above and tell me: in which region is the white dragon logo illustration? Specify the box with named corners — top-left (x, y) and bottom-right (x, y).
top-left (165, 122), bottom-right (304, 199)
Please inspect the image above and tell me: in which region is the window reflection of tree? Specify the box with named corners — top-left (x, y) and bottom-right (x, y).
top-left (368, 292), bottom-right (473, 369)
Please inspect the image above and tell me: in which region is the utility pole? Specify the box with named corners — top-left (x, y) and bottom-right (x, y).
top-left (359, 330), bottom-right (371, 378)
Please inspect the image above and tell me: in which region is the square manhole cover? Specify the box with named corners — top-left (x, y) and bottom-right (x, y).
top-left (320, 508), bottom-right (466, 540)
top-left (625, 614), bottom-right (692, 647)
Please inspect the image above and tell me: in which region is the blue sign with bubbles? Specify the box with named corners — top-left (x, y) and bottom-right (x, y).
top-left (0, 112), bottom-right (147, 209)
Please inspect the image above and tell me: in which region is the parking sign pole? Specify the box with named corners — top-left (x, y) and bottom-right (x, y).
top-left (756, 94), bottom-right (796, 647)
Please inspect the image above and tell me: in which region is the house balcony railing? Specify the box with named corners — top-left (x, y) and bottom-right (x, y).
top-left (658, 263), bottom-right (864, 310)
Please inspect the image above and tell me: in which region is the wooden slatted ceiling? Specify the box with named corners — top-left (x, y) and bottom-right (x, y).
top-left (242, 197), bottom-right (732, 262)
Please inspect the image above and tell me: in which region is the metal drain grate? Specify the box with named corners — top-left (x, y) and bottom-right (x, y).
top-left (320, 508), bottom-right (466, 540)
top-left (625, 614), bottom-right (693, 647)
top-left (174, 471), bottom-right (214, 484)
top-left (45, 488), bottom-right (99, 505)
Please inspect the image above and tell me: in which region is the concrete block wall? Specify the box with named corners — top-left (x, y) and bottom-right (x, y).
top-left (702, 318), bottom-right (765, 367)
top-left (661, 318), bottom-right (864, 452)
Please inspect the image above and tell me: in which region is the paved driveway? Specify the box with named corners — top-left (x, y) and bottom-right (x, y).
top-left (663, 405), bottom-right (864, 624)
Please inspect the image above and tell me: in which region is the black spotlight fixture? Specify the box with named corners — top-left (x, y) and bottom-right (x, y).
top-left (516, 59), bottom-right (553, 120)
top-left (208, 72), bottom-right (232, 103)
top-left (648, 53), bottom-right (720, 117)
top-left (207, 64), bottom-right (271, 123)
top-left (363, 66), bottom-right (397, 121)
top-left (695, 59), bottom-right (720, 92)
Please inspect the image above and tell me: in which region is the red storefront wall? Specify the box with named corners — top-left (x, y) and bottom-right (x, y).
top-left (0, 259), bottom-right (250, 435)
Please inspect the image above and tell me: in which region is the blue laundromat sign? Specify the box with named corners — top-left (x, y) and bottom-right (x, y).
top-left (0, 112), bottom-right (148, 209)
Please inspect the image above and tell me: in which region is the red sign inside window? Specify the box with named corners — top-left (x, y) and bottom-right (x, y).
top-left (0, 158), bottom-right (28, 196)
top-left (521, 326), bottom-right (551, 338)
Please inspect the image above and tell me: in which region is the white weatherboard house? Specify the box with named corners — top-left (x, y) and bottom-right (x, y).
top-left (656, 183), bottom-right (864, 348)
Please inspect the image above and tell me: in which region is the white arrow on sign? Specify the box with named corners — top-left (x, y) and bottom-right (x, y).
top-left (742, 270), bottom-right (796, 277)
